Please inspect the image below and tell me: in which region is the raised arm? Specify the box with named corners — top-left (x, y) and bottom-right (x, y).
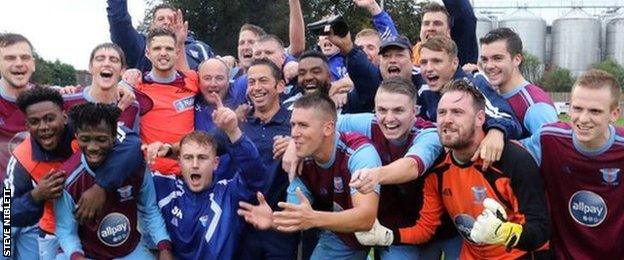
top-left (443, 0), bottom-right (478, 65)
top-left (106, 0), bottom-right (148, 71)
top-left (288, 0), bottom-right (305, 57)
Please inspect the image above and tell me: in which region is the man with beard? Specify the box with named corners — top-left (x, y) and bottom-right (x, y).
top-left (4, 87), bottom-right (143, 259)
top-left (337, 78), bottom-right (460, 258)
top-left (356, 79), bottom-right (550, 259)
top-left (134, 27), bottom-right (199, 176)
top-left (106, 1), bottom-right (213, 71)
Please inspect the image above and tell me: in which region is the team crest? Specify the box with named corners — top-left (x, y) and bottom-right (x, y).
top-left (199, 215), bottom-right (209, 227)
top-left (333, 177), bottom-right (344, 193)
top-left (600, 168), bottom-right (620, 186)
top-left (117, 186), bottom-right (134, 202)
top-left (189, 50), bottom-right (199, 59)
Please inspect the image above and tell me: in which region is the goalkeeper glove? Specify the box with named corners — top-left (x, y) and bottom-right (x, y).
top-left (470, 198), bottom-right (522, 251)
top-left (355, 219), bottom-right (394, 246)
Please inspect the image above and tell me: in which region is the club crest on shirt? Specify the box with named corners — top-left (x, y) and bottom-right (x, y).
top-left (600, 168), bottom-right (620, 186)
top-left (189, 50), bottom-right (199, 59)
top-left (333, 177), bottom-right (344, 193)
top-left (199, 215), bottom-right (209, 227)
top-left (117, 186), bottom-right (134, 202)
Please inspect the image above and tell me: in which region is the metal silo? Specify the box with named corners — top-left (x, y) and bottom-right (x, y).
top-left (606, 13), bottom-right (624, 66)
top-left (476, 11), bottom-right (493, 56)
top-left (499, 8), bottom-right (546, 62)
top-left (552, 8), bottom-right (601, 77)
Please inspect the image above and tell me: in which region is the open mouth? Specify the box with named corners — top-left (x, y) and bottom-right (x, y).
top-left (384, 123), bottom-right (400, 130)
top-left (425, 75), bottom-right (440, 85)
top-left (387, 66), bottom-right (401, 76)
top-left (100, 71), bottom-right (114, 79)
top-left (190, 173), bottom-right (201, 181)
top-left (11, 71), bottom-right (27, 76)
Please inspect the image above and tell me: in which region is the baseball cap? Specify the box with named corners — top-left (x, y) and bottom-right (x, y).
top-left (379, 35), bottom-right (412, 54)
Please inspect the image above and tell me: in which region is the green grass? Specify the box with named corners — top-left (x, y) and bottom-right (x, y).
top-left (558, 114), bottom-right (624, 126)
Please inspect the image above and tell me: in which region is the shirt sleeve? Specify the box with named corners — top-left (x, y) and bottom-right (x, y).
top-left (396, 173), bottom-right (444, 244)
top-left (3, 157), bottom-right (44, 227)
top-left (106, 0), bottom-right (149, 71)
top-left (94, 128), bottom-right (143, 191)
top-left (443, 0), bottom-right (478, 65)
top-left (473, 77), bottom-right (523, 140)
top-left (344, 47), bottom-right (382, 113)
top-left (286, 177), bottom-right (314, 205)
top-left (521, 126), bottom-right (543, 166)
top-left (508, 144), bottom-right (550, 251)
top-left (137, 168), bottom-right (171, 245)
top-left (227, 135), bottom-right (268, 200)
top-left (336, 113), bottom-right (374, 138)
top-left (54, 190), bottom-right (83, 257)
top-left (348, 144), bottom-right (382, 194)
top-left (372, 11), bottom-right (399, 40)
top-left (522, 103), bottom-right (558, 140)
top-left (405, 128), bottom-right (443, 176)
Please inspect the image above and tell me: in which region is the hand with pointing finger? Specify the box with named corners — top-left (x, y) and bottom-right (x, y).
top-left (211, 92), bottom-right (242, 142)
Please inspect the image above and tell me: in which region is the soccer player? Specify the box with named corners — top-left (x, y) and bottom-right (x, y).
top-left (479, 28), bottom-right (557, 140)
top-left (411, 0), bottom-right (478, 66)
top-left (106, 1), bottom-right (213, 71)
top-left (54, 103), bottom-right (172, 260)
top-left (147, 94), bottom-right (268, 259)
top-left (134, 27), bottom-right (199, 175)
top-left (239, 93), bottom-right (382, 259)
top-left (356, 79), bottom-right (550, 259)
top-left (4, 87), bottom-right (143, 259)
top-left (338, 77), bottom-right (458, 258)
top-left (64, 43), bottom-right (151, 133)
top-left (418, 36), bottom-right (522, 168)
top-left (0, 33), bottom-right (37, 177)
top-left (523, 69), bottom-right (624, 259)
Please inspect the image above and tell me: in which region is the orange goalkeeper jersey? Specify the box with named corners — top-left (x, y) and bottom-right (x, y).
top-left (136, 70), bottom-right (198, 174)
top-left (396, 141), bottom-right (550, 259)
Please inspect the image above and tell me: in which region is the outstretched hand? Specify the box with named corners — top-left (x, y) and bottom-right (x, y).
top-left (238, 192), bottom-right (274, 230)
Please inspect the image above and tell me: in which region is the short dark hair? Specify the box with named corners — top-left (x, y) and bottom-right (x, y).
top-left (421, 2), bottom-right (452, 27)
top-left (147, 27), bottom-right (177, 46)
top-left (257, 34), bottom-right (285, 50)
top-left (240, 24), bottom-right (266, 38)
top-left (298, 50), bottom-right (330, 64)
top-left (69, 103), bottom-right (121, 137)
top-left (378, 77), bottom-right (417, 104)
top-left (419, 36), bottom-right (458, 58)
top-left (152, 4), bottom-right (176, 17)
top-left (89, 43), bottom-right (127, 68)
top-left (440, 78), bottom-right (486, 111)
top-left (0, 33), bottom-right (34, 52)
top-left (16, 87), bottom-right (64, 113)
top-left (293, 92), bottom-right (337, 122)
top-left (249, 58), bottom-right (283, 81)
top-left (179, 131), bottom-right (218, 155)
top-left (479, 27), bottom-right (523, 58)
top-left (574, 69), bottom-right (622, 109)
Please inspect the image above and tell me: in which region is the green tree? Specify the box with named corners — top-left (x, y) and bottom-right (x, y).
top-left (539, 66), bottom-right (574, 92)
top-left (155, 0), bottom-right (421, 56)
top-left (592, 58), bottom-right (624, 89)
top-left (31, 53), bottom-right (76, 86)
top-left (520, 51), bottom-right (542, 84)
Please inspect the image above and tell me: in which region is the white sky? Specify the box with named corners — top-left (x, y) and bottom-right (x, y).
top-left (0, 0), bottom-right (621, 70)
top-left (0, 0), bottom-right (147, 70)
